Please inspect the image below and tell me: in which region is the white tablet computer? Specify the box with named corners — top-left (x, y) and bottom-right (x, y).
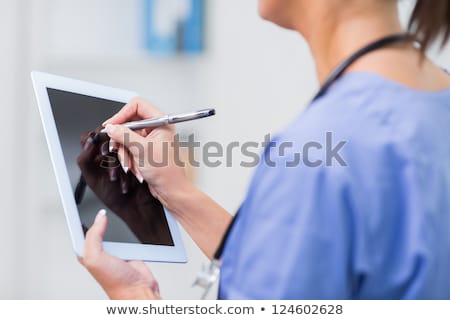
top-left (31, 71), bottom-right (187, 263)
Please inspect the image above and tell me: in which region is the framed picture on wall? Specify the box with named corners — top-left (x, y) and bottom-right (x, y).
top-left (145, 0), bottom-right (204, 55)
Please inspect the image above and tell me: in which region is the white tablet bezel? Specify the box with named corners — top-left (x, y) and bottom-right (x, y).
top-left (31, 71), bottom-right (187, 263)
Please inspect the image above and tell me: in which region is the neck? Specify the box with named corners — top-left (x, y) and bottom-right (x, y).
top-left (297, 2), bottom-right (404, 84)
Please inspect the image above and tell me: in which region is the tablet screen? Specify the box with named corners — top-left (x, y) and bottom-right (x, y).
top-left (47, 88), bottom-right (174, 246)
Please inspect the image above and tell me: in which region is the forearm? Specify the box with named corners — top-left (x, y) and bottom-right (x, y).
top-left (166, 184), bottom-right (233, 260)
top-left (108, 286), bottom-right (160, 300)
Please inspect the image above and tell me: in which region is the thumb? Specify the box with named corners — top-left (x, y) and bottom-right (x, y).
top-left (105, 124), bottom-right (144, 157)
top-left (84, 209), bottom-right (108, 259)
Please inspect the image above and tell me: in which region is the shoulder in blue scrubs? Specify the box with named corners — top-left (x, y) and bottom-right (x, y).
top-left (219, 71), bottom-right (450, 299)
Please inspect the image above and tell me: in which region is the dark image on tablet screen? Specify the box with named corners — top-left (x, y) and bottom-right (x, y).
top-left (47, 88), bottom-right (174, 246)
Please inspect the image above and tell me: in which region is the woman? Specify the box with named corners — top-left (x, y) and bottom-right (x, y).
top-left (79, 0), bottom-right (450, 299)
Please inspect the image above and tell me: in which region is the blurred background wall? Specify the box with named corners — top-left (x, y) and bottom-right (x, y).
top-left (0, 0), bottom-right (448, 299)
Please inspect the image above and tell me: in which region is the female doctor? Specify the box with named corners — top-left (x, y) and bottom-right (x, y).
top-left (78, 0), bottom-right (450, 299)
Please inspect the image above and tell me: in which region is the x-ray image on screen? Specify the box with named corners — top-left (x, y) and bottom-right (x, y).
top-left (47, 88), bottom-right (174, 246)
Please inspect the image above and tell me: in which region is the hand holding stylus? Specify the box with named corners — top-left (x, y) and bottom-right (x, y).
top-left (101, 105), bottom-right (214, 187)
top-left (101, 98), bottom-right (193, 211)
top-left (77, 130), bottom-right (174, 245)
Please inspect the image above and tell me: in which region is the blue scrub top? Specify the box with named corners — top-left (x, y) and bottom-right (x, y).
top-left (219, 71), bottom-right (450, 299)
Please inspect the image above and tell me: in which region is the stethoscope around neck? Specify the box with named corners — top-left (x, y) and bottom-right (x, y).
top-left (192, 33), bottom-right (413, 299)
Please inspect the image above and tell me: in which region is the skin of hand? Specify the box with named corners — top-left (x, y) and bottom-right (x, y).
top-left (102, 98), bottom-right (191, 211)
top-left (79, 209), bottom-right (161, 300)
top-left (102, 98), bottom-right (232, 259)
top-left (77, 131), bottom-right (174, 245)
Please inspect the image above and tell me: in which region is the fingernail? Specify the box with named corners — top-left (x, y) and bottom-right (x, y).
top-left (105, 124), bottom-right (116, 134)
top-left (95, 209), bottom-right (106, 222)
top-left (100, 142), bottom-right (109, 156)
top-left (109, 140), bottom-right (114, 153)
top-left (136, 172), bottom-right (144, 184)
top-left (119, 158), bottom-right (129, 173)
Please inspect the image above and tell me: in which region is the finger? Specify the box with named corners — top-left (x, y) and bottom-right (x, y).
top-left (84, 209), bottom-right (108, 260)
top-left (80, 132), bottom-right (94, 147)
top-left (93, 132), bottom-right (108, 145)
top-left (101, 144), bottom-right (121, 182)
top-left (117, 145), bottom-right (130, 173)
top-left (127, 155), bottom-right (144, 184)
top-left (103, 98), bottom-right (164, 126)
top-left (77, 136), bottom-right (96, 169)
top-left (100, 140), bottom-right (109, 156)
top-left (109, 139), bottom-right (119, 153)
top-left (126, 149), bottom-right (145, 184)
top-left (104, 124), bottom-right (145, 159)
top-left (134, 167), bottom-right (145, 184)
top-left (108, 160), bottom-right (119, 182)
top-left (118, 167), bottom-right (130, 194)
top-left (116, 144), bottom-right (144, 184)
top-left (137, 128), bottom-right (150, 138)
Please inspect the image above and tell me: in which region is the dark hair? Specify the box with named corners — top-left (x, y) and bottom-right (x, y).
top-left (408, 0), bottom-right (450, 51)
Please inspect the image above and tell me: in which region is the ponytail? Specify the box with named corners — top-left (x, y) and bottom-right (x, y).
top-left (408, 0), bottom-right (450, 51)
